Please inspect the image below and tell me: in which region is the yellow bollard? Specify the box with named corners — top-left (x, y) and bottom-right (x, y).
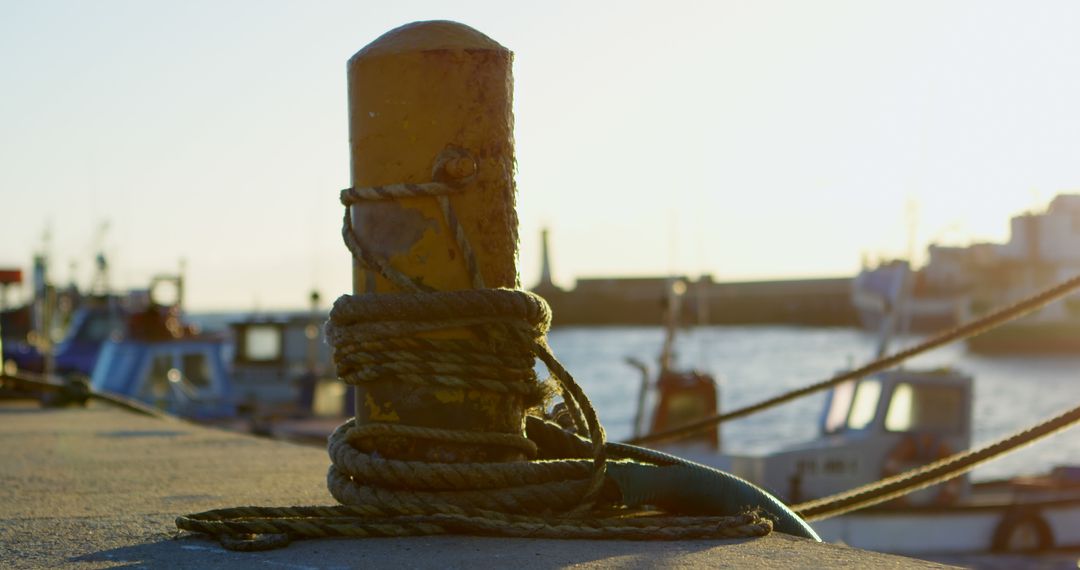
top-left (346, 21), bottom-right (522, 462)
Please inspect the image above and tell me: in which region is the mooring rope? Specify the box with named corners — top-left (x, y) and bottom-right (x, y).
top-left (324, 287), bottom-right (609, 515)
top-left (178, 417), bottom-right (775, 549)
top-left (628, 272), bottom-right (1080, 446)
top-left (0, 371), bottom-right (170, 419)
top-left (793, 400), bottom-right (1080, 520)
top-left (177, 153), bottom-right (778, 549)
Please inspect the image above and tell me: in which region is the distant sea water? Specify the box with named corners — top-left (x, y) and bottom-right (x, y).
top-left (545, 325), bottom-right (1080, 482)
top-left (190, 313), bottom-right (1080, 481)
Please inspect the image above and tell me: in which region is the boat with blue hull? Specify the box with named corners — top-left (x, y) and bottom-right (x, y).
top-left (91, 336), bottom-right (235, 420)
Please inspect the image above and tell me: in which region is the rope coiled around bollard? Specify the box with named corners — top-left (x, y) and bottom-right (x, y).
top-left (323, 287), bottom-right (614, 515)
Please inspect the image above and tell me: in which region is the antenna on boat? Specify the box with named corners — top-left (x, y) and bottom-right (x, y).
top-left (660, 278), bottom-right (687, 373)
top-left (897, 199), bottom-right (919, 341)
top-left (306, 289), bottom-right (322, 376)
top-left (88, 221), bottom-right (111, 296)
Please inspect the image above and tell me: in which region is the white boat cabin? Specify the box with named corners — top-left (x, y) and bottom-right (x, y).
top-left (229, 315), bottom-right (345, 417)
top-left (727, 368), bottom-right (973, 506)
top-left (91, 338), bottom-right (234, 419)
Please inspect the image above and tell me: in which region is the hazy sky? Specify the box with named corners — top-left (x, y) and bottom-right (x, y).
top-left (3, 1), bottom-right (1079, 310)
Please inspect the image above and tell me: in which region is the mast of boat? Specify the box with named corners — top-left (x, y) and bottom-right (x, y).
top-left (659, 278), bottom-right (686, 373)
top-left (629, 277), bottom-right (686, 440)
top-left (306, 289), bottom-right (321, 376)
top-left (876, 201), bottom-right (920, 359)
top-left (874, 268), bottom-right (905, 359)
top-left (31, 227), bottom-right (57, 380)
top-left (896, 199), bottom-right (919, 342)
top-left (629, 210), bottom-right (688, 438)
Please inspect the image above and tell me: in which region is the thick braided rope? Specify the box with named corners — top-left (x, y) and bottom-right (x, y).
top-left (345, 423), bottom-right (540, 458)
top-left (1, 371), bottom-right (170, 419)
top-left (630, 272), bottom-right (1080, 445)
top-left (340, 173), bottom-right (482, 290)
top-left (793, 399), bottom-right (1080, 520)
top-left (325, 289), bottom-right (611, 514)
top-left (178, 506), bottom-right (770, 544)
top-left (176, 418), bottom-right (772, 547)
top-left (335, 166), bottom-right (614, 512)
top-left (176, 421), bottom-right (773, 547)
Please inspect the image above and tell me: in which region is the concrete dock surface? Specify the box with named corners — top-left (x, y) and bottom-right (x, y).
top-left (0, 400), bottom-right (958, 569)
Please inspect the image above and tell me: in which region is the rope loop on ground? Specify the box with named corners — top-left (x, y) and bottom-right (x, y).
top-left (175, 415), bottom-right (775, 548)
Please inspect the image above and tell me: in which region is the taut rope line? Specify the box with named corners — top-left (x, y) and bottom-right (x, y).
top-left (629, 272), bottom-right (1080, 446)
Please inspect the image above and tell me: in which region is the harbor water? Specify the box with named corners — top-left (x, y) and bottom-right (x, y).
top-left (543, 325), bottom-right (1080, 482)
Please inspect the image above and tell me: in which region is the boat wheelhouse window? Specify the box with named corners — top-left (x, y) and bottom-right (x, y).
top-left (884, 382), bottom-right (965, 433)
top-left (140, 354), bottom-right (173, 401)
top-left (847, 378), bottom-right (881, 430)
top-left (77, 314), bottom-right (117, 343)
top-left (182, 352), bottom-right (211, 389)
top-left (664, 393), bottom-right (709, 429)
top-left (823, 380), bottom-right (856, 434)
top-left (242, 325), bottom-right (282, 362)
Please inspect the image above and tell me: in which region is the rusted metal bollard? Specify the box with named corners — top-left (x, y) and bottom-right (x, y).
top-left (347, 21), bottom-right (523, 462)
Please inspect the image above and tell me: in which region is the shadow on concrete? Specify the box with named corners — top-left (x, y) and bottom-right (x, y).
top-left (0, 404), bottom-right (49, 414)
top-left (96, 429), bottom-right (189, 438)
top-left (70, 534), bottom-right (731, 569)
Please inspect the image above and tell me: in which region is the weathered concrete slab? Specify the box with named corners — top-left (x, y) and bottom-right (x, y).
top-left (0, 401), bottom-right (951, 569)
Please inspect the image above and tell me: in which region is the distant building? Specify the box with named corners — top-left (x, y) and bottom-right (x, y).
top-left (986, 194), bottom-right (1080, 322)
top-left (998, 194), bottom-right (1080, 265)
top-left (882, 193), bottom-right (1080, 328)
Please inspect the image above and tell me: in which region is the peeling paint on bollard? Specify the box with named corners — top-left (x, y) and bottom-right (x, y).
top-left (346, 21), bottom-right (523, 462)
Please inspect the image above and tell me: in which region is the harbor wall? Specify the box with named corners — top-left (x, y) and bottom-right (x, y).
top-left (536, 275), bottom-right (857, 327)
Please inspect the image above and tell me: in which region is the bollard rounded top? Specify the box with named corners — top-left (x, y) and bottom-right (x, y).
top-left (351, 20), bottom-right (509, 62)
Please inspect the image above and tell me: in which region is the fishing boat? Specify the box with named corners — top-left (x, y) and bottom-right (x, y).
top-left (633, 280), bottom-right (1080, 555)
top-left (0, 256), bottom-right (238, 418)
top-left (851, 259), bottom-right (965, 335)
top-left (855, 194), bottom-right (1080, 354)
top-left (90, 297), bottom-right (235, 420)
top-left (965, 195), bottom-right (1080, 354)
top-left (626, 277), bottom-right (721, 454)
top-left (771, 370), bottom-right (1080, 553)
top-left (1, 251), bottom-right (188, 380)
top-left (71, 282), bottom-right (352, 432)
top-left (225, 291), bottom-right (354, 442)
